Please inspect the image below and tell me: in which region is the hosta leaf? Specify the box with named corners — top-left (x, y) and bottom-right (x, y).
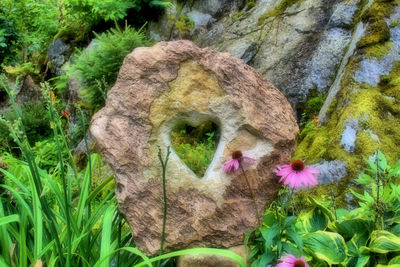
top-left (308, 196), bottom-right (335, 221)
top-left (329, 218), bottom-right (372, 238)
top-left (302, 231), bottom-right (347, 265)
top-left (368, 230), bottom-right (400, 254)
top-left (299, 208), bottom-right (329, 233)
top-left (390, 256), bottom-right (400, 264)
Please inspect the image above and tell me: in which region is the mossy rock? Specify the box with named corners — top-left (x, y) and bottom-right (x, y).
top-left (257, 0), bottom-right (304, 24)
top-left (361, 41), bottom-right (392, 60)
top-left (357, 20), bottom-right (390, 48)
top-left (295, 58), bottom-right (400, 204)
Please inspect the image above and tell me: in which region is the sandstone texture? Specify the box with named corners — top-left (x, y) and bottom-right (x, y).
top-left (91, 40), bottom-right (298, 255)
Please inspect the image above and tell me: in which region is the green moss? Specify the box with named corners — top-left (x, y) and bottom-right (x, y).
top-left (357, 20), bottom-right (390, 48)
top-left (380, 61), bottom-right (400, 96)
top-left (390, 18), bottom-right (400, 27)
top-left (257, 0), bottom-right (303, 24)
top-left (174, 15), bottom-right (194, 34)
top-left (247, 0), bottom-right (255, 9)
top-left (361, 41), bottom-right (392, 60)
top-left (232, 11), bottom-right (245, 22)
top-left (295, 55), bottom-right (400, 205)
top-left (361, 1), bottom-right (395, 23)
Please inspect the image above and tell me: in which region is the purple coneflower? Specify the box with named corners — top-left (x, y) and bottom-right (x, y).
top-left (223, 150), bottom-right (260, 224)
top-left (223, 150), bottom-right (254, 173)
top-left (276, 254), bottom-right (309, 267)
top-left (275, 160), bottom-right (319, 189)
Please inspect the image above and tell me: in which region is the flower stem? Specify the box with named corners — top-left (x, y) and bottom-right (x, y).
top-left (239, 162), bottom-right (261, 225)
top-left (157, 146), bottom-right (171, 267)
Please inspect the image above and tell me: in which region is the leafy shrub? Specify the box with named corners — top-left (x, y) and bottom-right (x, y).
top-left (57, 0), bottom-right (173, 41)
top-left (68, 24), bottom-right (151, 111)
top-left (0, 15), bottom-right (20, 65)
top-left (248, 151), bottom-right (400, 266)
top-left (0, 0), bottom-right (59, 59)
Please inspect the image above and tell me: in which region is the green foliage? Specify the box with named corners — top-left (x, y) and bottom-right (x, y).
top-left (68, 24), bottom-right (150, 111)
top-left (0, 101), bottom-right (53, 154)
top-left (0, 15), bottom-right (20, 65)
top-left (247, 151), bottom-right (400, 266)
top-left (57, 0), bottom-right (173, 41)
top-left (3, 62), bottom-right (40, 76)
top-left (0, 78), bottom-right (244, 267)
top-left (171, 122), bottom-right (218, 177)
top-left (0, 0), bottom-right (59, 60)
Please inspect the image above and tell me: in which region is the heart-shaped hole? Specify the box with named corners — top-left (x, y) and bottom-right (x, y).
top-left (171, 121), bottom-right (220, 178)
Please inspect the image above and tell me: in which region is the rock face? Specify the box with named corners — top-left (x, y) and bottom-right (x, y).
top-left (150, 0), bottom-right (359, 109)
top-left (91, 40), bottom-right (298, 255)
top-left (295, 2), bottom-right (400, 190)
top-left (48, 38), bottom-right (71, 76)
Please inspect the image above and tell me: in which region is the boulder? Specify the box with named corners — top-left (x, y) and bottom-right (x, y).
top-left (91, 40), bottom-right (298, 255)
top-left (48, 38), bottom-right (71, 76)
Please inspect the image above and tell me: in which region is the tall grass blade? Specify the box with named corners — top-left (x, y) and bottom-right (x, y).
top-left (99, 206), bottom-right (115, 267)
top-left (0, 214), bottom-right (20, 226)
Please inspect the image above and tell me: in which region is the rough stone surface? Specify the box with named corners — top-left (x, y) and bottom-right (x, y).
top-left (328, 1), bottom-right (358, 28)
top-left (340, 118), bottom-right (359, 153)
top-left (48, 38), bottom-right (71, 76)
top-left (310, 160), bottom-right (347, 184)
top-left (149, 0), bottom-right (360, 109)
top-left (301, 27), bottom-right (352, 94)
top-left (91, 40), bottom-right (298, 255)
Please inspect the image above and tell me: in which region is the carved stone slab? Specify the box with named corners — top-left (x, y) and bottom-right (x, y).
top-left (91, 40), bottom-right (298, 255)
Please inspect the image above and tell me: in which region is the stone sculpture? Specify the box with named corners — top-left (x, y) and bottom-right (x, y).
top-left (91, 40), bottom-right (298, 255)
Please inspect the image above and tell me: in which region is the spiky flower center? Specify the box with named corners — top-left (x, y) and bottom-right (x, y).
top-left (232, 150), bottom-right (243, 159)
top-left (291, 160), bottom-right (305, 171)
top-left (294, 260), bottom-right (305, 267)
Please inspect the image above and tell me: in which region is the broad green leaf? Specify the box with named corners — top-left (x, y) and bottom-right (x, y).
top-left (368, 230), bottom-right (400, 254)
top-left (346, 255), bottom-right (370, 267)
top-left (336, 208), bottom-right (349, 221)
top-left (263, 210), bottom-right (276, 227)
top-left (286, 226), bottom-right (303, 249)
top-left (329, 218), bottom-right (372, 238)
top-left (308, 196), bottom-right (335, 221)
top-left (299, 208), bottom-right (329, 233)
top-left (258, 251), bottom-right (274, 267)
top-left (260, 224), bottom-right (280, 246)
top-left (390, 256), bottom-right (400, 264)
top-left (302, 231), bottom-right (347, 265)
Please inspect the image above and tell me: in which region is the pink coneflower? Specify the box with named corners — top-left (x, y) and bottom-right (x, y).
top-left (223, 150), bottom-right (254, 173)
top-left (275, 160), bottom-right (319, 189)
top-left (223, 150), bottom-right (260, 224)
top-left (276, 254), bottom-right (309, 267)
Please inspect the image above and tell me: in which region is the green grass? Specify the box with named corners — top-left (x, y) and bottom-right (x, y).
top-left (0, 76), bottom-right (244, 267)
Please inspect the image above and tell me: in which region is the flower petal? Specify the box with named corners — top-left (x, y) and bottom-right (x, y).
top-left (305, 167), bottom-right (320, 174)
top-left (223, 160), bottom-right (235, 173)
top-left (233, 159), bottom-right (239, 172)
